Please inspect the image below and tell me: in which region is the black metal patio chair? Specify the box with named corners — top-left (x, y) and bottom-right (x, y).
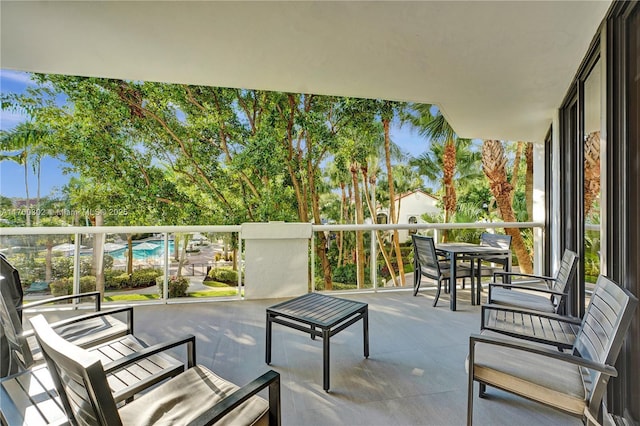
top-left (467, 275), bottom-right (638, 425)
top-left (412, 235), bottom-right (473, 307)
top-left (487, 249), bottom-right (578, 314)
top-left (30, 314), bottom-right (282, 426)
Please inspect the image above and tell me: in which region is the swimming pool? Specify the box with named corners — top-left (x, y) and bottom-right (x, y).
top-left (107, 240), bottom-right (175, 261)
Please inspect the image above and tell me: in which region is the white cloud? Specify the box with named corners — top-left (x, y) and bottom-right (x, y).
top-left (0, 110), bottom-right (28, 131)
top-left (0, 69), bottom-right (33, 85)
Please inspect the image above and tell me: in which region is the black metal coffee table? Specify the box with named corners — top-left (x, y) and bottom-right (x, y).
top-left (265, 292), bottom-right (369, 392)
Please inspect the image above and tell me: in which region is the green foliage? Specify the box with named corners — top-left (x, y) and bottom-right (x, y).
top-left (156, 275), bottom-right (189, 298)
top-left (207, 267), bottom-right (238, 286)
top-left (50, 276), bottom-right (96, 297)
top-left (104, 269), bottom-right (126, 289)
top-left (332, 264), bottom-right (371, 285)
top-left (129, 268), bottom-right (163, 288)
top-left (51, 256), bottom-right (95, 280)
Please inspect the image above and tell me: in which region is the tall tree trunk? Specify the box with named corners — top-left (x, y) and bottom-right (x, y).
top-left (383, 118), bottom-right (405, 286)
top-left (35, 159), bottom-right (41, 225)
top-left (306, 129), bottom-right (333, 291)
top-left (23, 157), bottom-right (31, 227)
top-left (584, 131), bottom-right (601, 217)
top-left (126, 234), bottom-right (133, 276)
top-left (441, 139), bottom-right (457, 242)
top-left (510, 142), bottom-right (524, 205)
top-left (177, 234), bottom-right (190, 277)
top-left (350, 163), bottom-right (366, 289)
top-left (338, 183), bottom-right (346, 268)
top-left (93, 213), bottom-right (105, 297)
top-left (482, 140), bottom-right (533, 273)
top-left (525, 142), bottom-right (534, 221)
top-left (362, 170), bottom-right (397, 287)
top-left (45, 241), bottom-right (53, 283)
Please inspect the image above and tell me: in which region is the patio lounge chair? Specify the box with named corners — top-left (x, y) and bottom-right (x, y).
top-left (412, 235), bottom-right (473, 306)
top-left (0, 284), bottom-right (186, 425)
top-left (487, 249), bottom-right (578, 314)
top-left (30, 314), bottom-right (282, 426)
top-left (467, 275), bottom-right (638, 425)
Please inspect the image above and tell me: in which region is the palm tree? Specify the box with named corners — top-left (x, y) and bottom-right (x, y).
top-left (405, 105), bottom-right (480, 241)
top-left (0, 122), bottom-right (50, 226)
top-left (482, 140), bottom-right (533, 273)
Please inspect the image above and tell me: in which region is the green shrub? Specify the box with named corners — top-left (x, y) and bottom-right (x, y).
top-left (50, 276), bottom-right (97, 297)
top-left (104, 269), bottom-right (125, 289)
top-left (156, 275), bottom-right (189, 298)
top-left (208, 267), bottom-right (238, 286)
top-left (51, 257), bottom-right (94, 280)
top-left (130, 268), bottom-right (162, 288)
top-left (331, 264), bottom-right (371, 285)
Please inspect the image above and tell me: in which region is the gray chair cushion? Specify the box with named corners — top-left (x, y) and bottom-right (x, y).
top-left (490, 287), bottom-right (555, 313)
top-left (118, 365), bottom-right (269, 426)
top-left (472, 333), bottom-right (586, 416)
top-left (27, 315), bottom-right (130, 362)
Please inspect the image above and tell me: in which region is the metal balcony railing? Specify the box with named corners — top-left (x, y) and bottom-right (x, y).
top-left (1, 221), bottom-right (549, 307)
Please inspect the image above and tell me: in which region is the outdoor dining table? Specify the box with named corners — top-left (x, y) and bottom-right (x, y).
top-left (435, 242), bottom-right (511, 311)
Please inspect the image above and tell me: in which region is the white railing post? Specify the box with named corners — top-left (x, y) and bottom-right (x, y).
top-left (310, 230), bottom-right (316, 292)
top-left (370, 229), bottom-right (377, 290)
top-left (162, 233), bottom-right (169, 302)
top-left (73, 233), bottom-right (81, 296)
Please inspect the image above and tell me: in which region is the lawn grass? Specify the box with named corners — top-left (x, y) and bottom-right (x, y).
top-left (104, 284), bottom-right (239, 301)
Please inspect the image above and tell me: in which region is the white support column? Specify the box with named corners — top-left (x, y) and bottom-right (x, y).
top-left (242, 222), bottom-right (312, 299)
top-left (532, 142), bottom-right (546, 275)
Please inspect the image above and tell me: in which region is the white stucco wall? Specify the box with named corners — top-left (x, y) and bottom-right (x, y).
top-left (393, 191), bottom-right (440, 242)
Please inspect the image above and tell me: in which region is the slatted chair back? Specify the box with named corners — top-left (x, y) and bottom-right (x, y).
top-left (0, 285), bottom-right (34, 375)
top-left (29, 314), bottom-right (123, 426)
top-left (550, 249), bottom-right (579, 311)
top-left (573, 275), bottom-right (638, 418)
top-left (412, 235), bottom-right (443, 279)
top-left (479, 233), bottom-right (512, 266)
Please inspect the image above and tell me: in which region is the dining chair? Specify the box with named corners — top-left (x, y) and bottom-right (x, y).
top-left (30, 314), bottom-right (282, 426)
top-left (488, 249), bottom-right (578, 314)
top-left (412, 235), bottom-right (473, 307)
top-left (464, 233), bottom-right (512, 300)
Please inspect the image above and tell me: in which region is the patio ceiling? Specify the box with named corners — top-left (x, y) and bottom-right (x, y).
top-left (1, 1), bottom-right (610, 142)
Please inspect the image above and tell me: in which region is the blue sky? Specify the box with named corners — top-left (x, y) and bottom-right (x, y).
top-left (0, 69), bottom-right (428, 199)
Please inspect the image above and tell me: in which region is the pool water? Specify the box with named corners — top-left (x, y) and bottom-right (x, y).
top-left (107, 240), bottom-right (175, 261)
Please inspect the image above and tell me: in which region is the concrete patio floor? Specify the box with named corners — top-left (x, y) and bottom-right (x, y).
top-left (123, 286), bottom-right (581, 426)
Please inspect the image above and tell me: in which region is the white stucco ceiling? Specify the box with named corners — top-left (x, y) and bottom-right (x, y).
top-left (1, 1), bottom-right (611, 142)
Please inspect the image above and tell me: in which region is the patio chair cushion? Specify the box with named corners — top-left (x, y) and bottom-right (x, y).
top-left (26, 315), bottom-right (131, 363)
top-left (118, 365), bottom-right (269, 426)
top-left (489, 287), bottom-right (556, 313)
top-left (472, 336), bottom-right (586, 416)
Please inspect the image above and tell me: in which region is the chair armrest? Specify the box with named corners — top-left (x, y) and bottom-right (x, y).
top-left (19, 291), bottom-right (102, 311)
top-left (107, 335), bottom-right (197, 403)
top-left (488, 282), bottom-right (567, 296)
top-left (493, 271), bottom-right (555, 282)
top-left (481, 304), bottom-right (582, 326)
top-left (468, 333), bottom-right (617, 376)
top-left (21, 306), bottom-right (133, 339)
top-left (189, 370), bottom-right (281, 426)
top-left (105, 334), bottom-right (197, 375)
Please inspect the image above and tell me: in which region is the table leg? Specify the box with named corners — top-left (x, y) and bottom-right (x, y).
top-left (265, 311), bottom-right (272, 364)
top-left (323, 328), bottom-right (330, 392)
top-left (470, 258), bottom-right (476, 306)
top-left (363, 309), bottom-right (369, 358)
top-left (450, 254), bottom-right (457, 311)
top-left (311, 325), bottom-right (316, 340)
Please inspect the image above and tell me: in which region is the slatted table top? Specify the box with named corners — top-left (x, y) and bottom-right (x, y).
top-left (267, 293), bottom-right (367, 329)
